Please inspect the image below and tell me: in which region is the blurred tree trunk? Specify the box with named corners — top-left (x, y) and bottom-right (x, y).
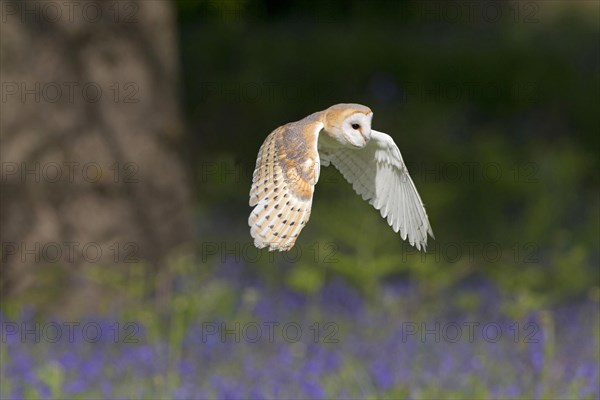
top-left (0, 1), bottom-right (193, 302)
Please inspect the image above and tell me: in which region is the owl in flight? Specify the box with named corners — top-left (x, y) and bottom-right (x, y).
top-left (249, 103), bottom-right (434, 252)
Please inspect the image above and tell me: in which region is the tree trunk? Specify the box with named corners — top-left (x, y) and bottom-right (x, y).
top-left (0, 0), bottom-right (193, 302)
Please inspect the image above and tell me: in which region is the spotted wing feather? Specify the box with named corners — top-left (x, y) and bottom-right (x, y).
top-left (249, 120), bottom-right (323, 251)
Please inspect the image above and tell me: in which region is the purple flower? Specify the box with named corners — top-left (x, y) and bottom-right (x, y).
top-left (281, 288), bottom-right (307, 311)
top-left (211, 375), bottom-right (243, 399)
top-left (6, 351), bottom-right (37, 384)
top-left (63, 378), bottom-right (87, 394)
top-left (320, 279), bottom-right (363, 314)
top-left (250, 386), bottom-right (265, 399)
top-left (179, 359), bottom-right (196, 377)
top-left (528, 340), bottom-right (544, 374)
top-left (101, 381), bottom-right (113, 397)
top-left (370, 359), bottom-right (395, 391)
top-left (173, 383), bottom-right (196, 399)
top-left (58, 352), bottom-right (79, 370)
top-left (301, 379), bottom-right (325, 399)
top-left (1, 278), bottom-right (598, 399)
top-left (36, 383), bottom-right (51, 399)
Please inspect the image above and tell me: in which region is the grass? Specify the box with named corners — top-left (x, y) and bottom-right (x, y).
top-left (1, 258), bottom-right (599, 399)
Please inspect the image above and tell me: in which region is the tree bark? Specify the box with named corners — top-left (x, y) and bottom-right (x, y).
top-left (0, 0), bottom-right (193, 299)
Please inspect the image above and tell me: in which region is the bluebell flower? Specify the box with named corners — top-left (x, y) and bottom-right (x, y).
top-left (369, 358), bottom-right (395, 391)
top-left (101, 380), bottom-right (113, 397)
top-left (300, 379), bottom-right (325, 399)
top-left (63, 378), bottom-right (87, 394)
top-left (2, 277), bottom-right (598, 399)
top-left (528, 340), bottom-right (544, 374)
top-left (253, 297), bottom-right (275, 321)
top-left (178, 359), bottom-right (195, 377)
top-left (36, 383), bottom-right (51, 399)
top-left (319, 279), bottom-right (362, 314)
top-left (173, 383), bottom-right (203, 399)
top-left (211, 375), bottom-right (243, 399)
top-left (7, 351), bottom-right (37, 384)
top-left (58, 352), bottom-right (78, 370)
top-left (10, 386), bottom-right (25, 400)
top-left (281, 287), bottom-right (307, 311)
top-left (83, 354), bottom-right (105, 379)
top-left (504, 384), bottom-right (521, 397)
top-left (250, 386), bottom-right (265, 399)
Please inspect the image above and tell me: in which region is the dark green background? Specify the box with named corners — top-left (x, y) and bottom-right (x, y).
top-left (177, 0), bottom-right (599, 306)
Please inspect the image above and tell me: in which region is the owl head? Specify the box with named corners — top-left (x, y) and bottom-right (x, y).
top-left (322, 103), bottom-right (373, 148)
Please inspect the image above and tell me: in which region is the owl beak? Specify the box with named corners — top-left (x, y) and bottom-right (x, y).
top-left (359, 130), bottom-right (369, 143)
top-left (344, 131), bottom-right (368, 148)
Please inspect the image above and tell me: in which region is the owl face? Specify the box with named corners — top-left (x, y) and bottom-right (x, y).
top-left (323, 104), bottom-right (373, 148)
top-left (340, 112), bottom-right (373, 148)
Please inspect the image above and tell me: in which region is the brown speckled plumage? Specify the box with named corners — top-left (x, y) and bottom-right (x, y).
top-left (249, 117), bottom-right (323, 250)
top-left (249, 103), bottom-right (434, 252)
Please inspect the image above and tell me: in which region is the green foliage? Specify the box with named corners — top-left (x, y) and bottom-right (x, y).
top-left (176, 1), bottom-right (599, 305)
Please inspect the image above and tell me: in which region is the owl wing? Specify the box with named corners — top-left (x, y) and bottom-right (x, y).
top-left (249, 120), bottom-right (324, 251)
top-left (319, 130), bottom-right (434, 250)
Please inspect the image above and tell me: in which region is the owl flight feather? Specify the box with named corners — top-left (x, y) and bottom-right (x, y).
top-left (248, 103), bottom-right (434, 251)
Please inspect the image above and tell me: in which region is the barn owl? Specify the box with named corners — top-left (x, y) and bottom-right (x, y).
top-left (249, 103), bottom-right (434, 252)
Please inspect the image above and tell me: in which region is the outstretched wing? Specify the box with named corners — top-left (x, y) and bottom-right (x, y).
top-left (249, 120), bottom-right (324, 251)
top-left (319, 130), bottom-right (434, 250)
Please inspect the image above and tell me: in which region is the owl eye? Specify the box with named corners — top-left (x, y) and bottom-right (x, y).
top-left (351, 123), bottom-right (360, 130)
